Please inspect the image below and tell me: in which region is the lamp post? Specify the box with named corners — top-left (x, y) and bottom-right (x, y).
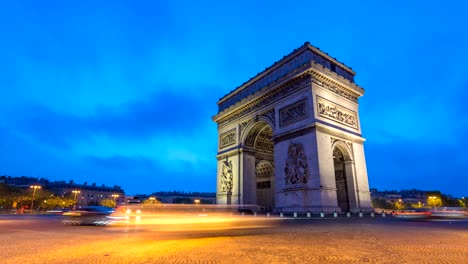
top-left (111, 194), bottom-right (119, 205)
top-left (30, 185), bottom-right (41, 213)
top-left (72, 190), bottom-right (81, 200)
top-left (72, 190), bottom-right (81, 208)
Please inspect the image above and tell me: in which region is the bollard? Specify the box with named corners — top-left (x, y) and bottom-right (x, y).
top-left (280, 212), bottom-right (284, 218)
top-left (382, 212), bottom-right (386, 217)
top-left (371, 212), bottom-right (375, 217)
top-left (346, 212), bottom-right (351, 217)
top-left (307, 212), bottom-right (311, 218)
top-left (333, 212), bottom-right (338, 218)
top-left (254, 212), bottom-right (257, 217)
top-left (241, 212), bottom-right (245, 216)
top-left (359, 211), bottom-right (363, 217)
top-left (267, 212), bottom-right (270, 217)
top-left (320, 212), bottom-right (324, 218)
top-left (293, 212), bottom-right (297, 218)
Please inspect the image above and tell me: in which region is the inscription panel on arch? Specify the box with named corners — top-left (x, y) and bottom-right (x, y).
top-left (316, 96), bottom-right (358, 130)
top-left (219, 128), bottom-right (237, 148)
top-left (279, 99), bottom-right (308, 127)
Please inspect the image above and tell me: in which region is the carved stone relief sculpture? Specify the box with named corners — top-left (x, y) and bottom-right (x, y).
top-left (284, 143), bottom-right (309, 185)
top-left (219, 128), bottom-right (236, 148)
top-left (317, 96), bottom-right (358, 129)
top-left (220, 158), bottom-right (234, 193)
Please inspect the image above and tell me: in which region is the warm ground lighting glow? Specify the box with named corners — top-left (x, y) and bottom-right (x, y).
top-left (107, 204), bottom-right (280, 231)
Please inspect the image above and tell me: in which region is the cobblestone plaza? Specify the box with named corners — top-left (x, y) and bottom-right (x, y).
top-left (1, 215), bottom-right (467, 263)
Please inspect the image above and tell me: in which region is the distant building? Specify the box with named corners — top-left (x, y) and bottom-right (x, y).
top-left (370, 188), bottom-right (442, 207)
top-left (0, 175), bottom-right (47, 188)
top-left (151, 191), bottom-right (216, 204)
top-left (1, 176), bottom-right (125, 206)
top-left (47, 180), bottom-right (125, 206)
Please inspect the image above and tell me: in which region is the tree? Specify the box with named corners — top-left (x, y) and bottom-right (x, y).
top-left (392, 200), bottom-right (405, 211)
top-left (427, 196), bottom-right (442, 208)
top-left (143, 197), bottom-right (161, 204)
top-left (371, 198), bottom-right (387, 209)
top-left (99, 199), bottom-right (116, 208)
top-left (410, 201), bottom-right (423, 209)
top-left (173, 197), bottom-right (192, 204)
top-left (458, 199), bottom-right (466, 208)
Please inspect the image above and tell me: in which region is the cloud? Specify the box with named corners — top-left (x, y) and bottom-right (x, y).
top-left (4, 89), bottom-right (218, 150)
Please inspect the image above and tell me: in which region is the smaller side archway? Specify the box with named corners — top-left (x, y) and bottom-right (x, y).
top-left (332, 141), bottom-right (354, 213)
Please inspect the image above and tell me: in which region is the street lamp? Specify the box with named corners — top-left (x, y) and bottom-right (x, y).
top-left (30, 185), bottom-right (41, 213)
top-left (72, 190), bottom-right (81, 200)
top-left (149, 196), bottom-right (156, 204)
top-left (72, 190), bottom-right (81, 208)
top-left (194, 199), bottom-right (200, 205)
top-left (111, 194), bottom-right (119, 203)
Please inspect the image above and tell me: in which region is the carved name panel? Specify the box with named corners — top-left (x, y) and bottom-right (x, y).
top-left (219, 128), bottom-right (236, 148)
top-left (317, 96), bottom-right (358, 129)
top-left (280, 99), bottom-right (308, 127)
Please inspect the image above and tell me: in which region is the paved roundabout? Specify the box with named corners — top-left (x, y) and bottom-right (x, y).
top-left (1, 215), bottom-right (467, 263)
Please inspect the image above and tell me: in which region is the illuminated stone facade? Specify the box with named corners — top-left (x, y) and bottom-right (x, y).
top-left (213, 42), bottom-right (372, 213)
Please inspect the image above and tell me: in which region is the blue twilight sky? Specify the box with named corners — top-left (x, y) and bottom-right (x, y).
top-left (0, 1), bottom-right (467, 197)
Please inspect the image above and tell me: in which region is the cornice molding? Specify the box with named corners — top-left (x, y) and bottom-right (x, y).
top-left (213, 71), bottom-right (312, 126)
top-left (309, 65), bottom-right (363, 102)
top-left (272, 124), bottom-right (315, 144)
top-left (213, 63), bottom-right (365, 129)
top-left (315, 123), bottom-right (365, 144)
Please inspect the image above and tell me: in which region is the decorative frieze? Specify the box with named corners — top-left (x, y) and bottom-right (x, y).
top-left (311, 72), bottom-right (359, 103)
top-left (285, 143), bottom-right (309, 185)
top-left (279, 99), bottom-right (308, 127)
top-left (317, 96), bottom-right (358, 129)
top-left (220, 158), bottom-right (234, 193)
top-left (219, 128), bottom-right (236, 148)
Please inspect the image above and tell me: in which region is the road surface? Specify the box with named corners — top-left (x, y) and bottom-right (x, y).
top-left (1, 214), bottom-right (467, 263)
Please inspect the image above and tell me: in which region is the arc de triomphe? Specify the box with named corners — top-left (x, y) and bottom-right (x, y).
top-left (213, 42), bottom-right (372, 213)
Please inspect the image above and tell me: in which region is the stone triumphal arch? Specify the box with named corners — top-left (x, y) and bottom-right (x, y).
top-left (213, 42), bottom-right (372, 213)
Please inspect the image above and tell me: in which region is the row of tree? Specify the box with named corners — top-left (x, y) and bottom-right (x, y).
top-left (0, 184), bottom-right (117, 211)
top-left (372, 196), bottom-right (467, 210)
